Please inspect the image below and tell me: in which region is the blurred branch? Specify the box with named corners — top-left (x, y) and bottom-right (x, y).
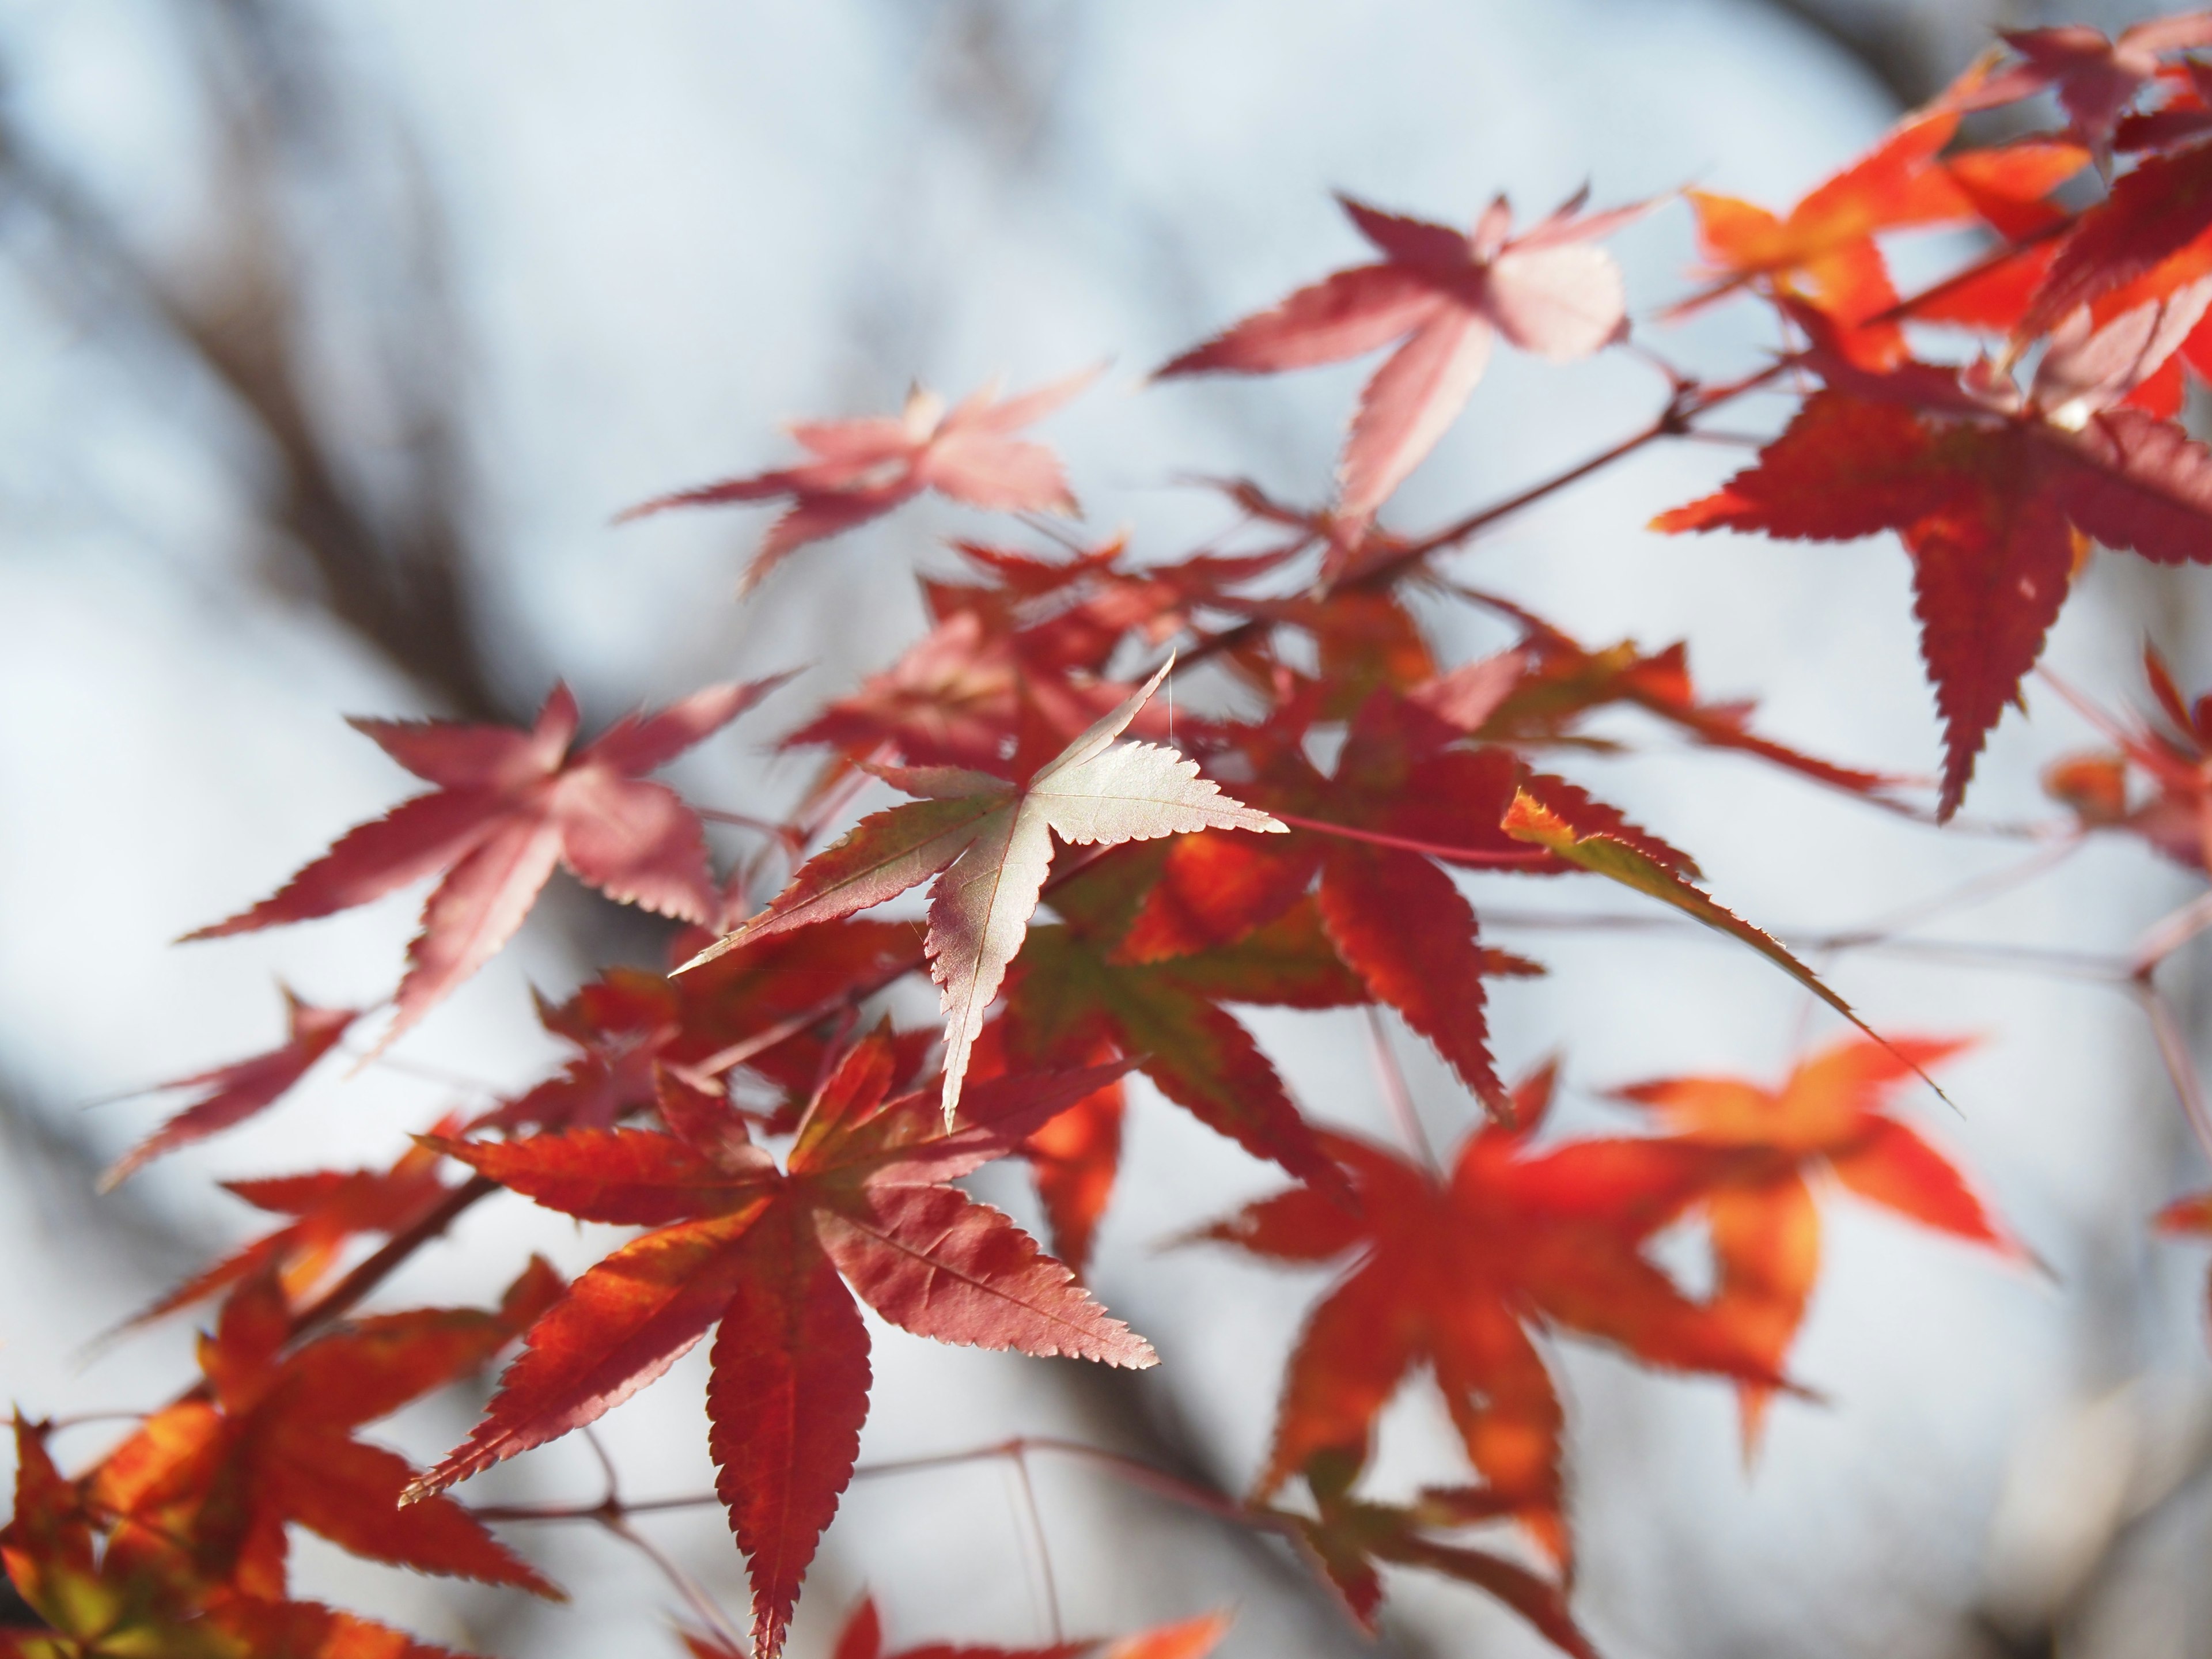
top-left (1743, 0), bottom-right (2043, 108)
top-left (0, 0), bottom-right (507, 720)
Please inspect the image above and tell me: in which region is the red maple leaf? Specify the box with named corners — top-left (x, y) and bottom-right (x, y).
top-left (1157, 191), bottom-right (1642, 520)
top-left (1274, 1467), bottom-right (1593, 1657)
top-left (1197, 1064), bottom-right (1784, 1565)
top-left (2017, 134), bottom-right (2212, 338)
top-left (680, 1596), bottom-right (1231, 1659)
top-left (1944, 15), bottom-right (2212, 162)
top-left (5, 1416), bottom-right (475, 1659)
top-left (991, 888), bottom-right (1539, 1270)
top-left (89, 1266), bottom-right (562, 1610)
top-left (1006, 845), bottom-right (1365, 1185)
top-left (1653, 317), bottom-right (2212, 815)
top-left (1677, 112), bottom-right (2084, 365)
top-left (2043, 645), bottom-right (2212, 872)
top-left (99, 990), bottom-right (357, 1188)
top-left (1011, 1055), bottom-right (1125, 1279)
top-left (785, 607), bottom-right (1158, 785)
top-left (685, 661), bottom-right (1280, 1123)
top-left (1120, 690), bottom-right (1688, 1112)
top-left (118, 1128), bottom-right (459, 1331)
top-left (481, 920), bottom-right (919, 1134)
top-left (406, 1039), bottom-right (1153, 1659)
top-left (620, 373), bottom-right (1096, 589)
top-left (1414, 609), bottom-right (1902, 798)
top-left (187, 677), bottom-right (783, 1049)
top-left (1614, 1035), bottom-right (2019, 1455)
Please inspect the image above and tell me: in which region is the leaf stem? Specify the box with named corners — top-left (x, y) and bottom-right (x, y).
top-left (475, 1434), bottom-right (1259, 1533)
top-left (1267, 810), bottom-right (1556, 868)
top-left (604, 1511), bottom-right (748, 1653)
top-left (2138, 978), bottom-right (2212, 1168)
top-left (1174, 367), bottom-right (1782, 673)
top-left (1010, 1443), bottom-right (1066, 1645)
top-left (1366, 1006), bottom-right (1438, 1172)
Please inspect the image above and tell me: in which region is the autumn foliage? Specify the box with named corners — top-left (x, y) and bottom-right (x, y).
top-left (25, 18), bottom-right (2212, 1659)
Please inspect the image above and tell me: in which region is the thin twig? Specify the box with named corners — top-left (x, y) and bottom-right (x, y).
top-left (1172, 368), bottom-right (1784, 675)
top-left (1819, 835), bottom-right (2085, 949)
top-left (2138, 978), bottom-right (2212, 1168)
top-left (698, 806), bottom-right (806, 850)
top-left (1477, 907), bottom-right (2133, 982)
top-left (582, 1425), bottom-right (623, 1510)
top-left (1267, 810), bottom-right (1556, 868)
top-left (2133, 891), bottom-right (2212, 976)
top-left (475, 1434), bottom-right (1257, 1533)
top-left (350, 1050), bottom-right (506, 1097)
top-left (604, 1512), bottom-right (748, 1653)
top-left (1366, 1007), bottom-right (1436, 1172)
top-left (1010, 1444), bottom-right (1066, 1645)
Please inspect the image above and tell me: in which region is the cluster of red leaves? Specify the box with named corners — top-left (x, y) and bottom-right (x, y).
top-left (408, 1044), bottom-right (1152, 1659)
top-left (29, 15), bottom-right (2212, 1659)
top-left (1654, 37), bottom-right (2212, 817)
top-left (1200, 1039), bottom-right (2012, 1599)
top-left (2, 1262), bottom-right (559, 1658)
top-left (681, 1597), bottom-right (1231, 1659)
top-left (2044, 643), bottom-right (2212, 872)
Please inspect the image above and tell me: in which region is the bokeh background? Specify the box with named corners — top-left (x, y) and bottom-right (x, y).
top-left (4, 1), bottom-right (2212, 1655)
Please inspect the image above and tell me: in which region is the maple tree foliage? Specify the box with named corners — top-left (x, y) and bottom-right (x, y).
top-left (185, 677), bottom-right (787, 1051)
top-left (1196, 1062), bottom-right (1789, 1572)
top-left (407, 1045), bottom-right (1151, 1659)
top-left (31, 14), bottom-right (2212, 1659)
top-left (97, 990), bottom-right (359, 1190)
top-left (619, 374), bottom-right (1095, 590)
top-left (680, 1597), bottom-right (1232, 1659)
top-left (2043, 642), bottom-right (2212, 872)
top-left (1611, 1035), bottom-right (2021, 1455)
top-left (681, 658), bottom-right (1284, 1124)
top-left (1157, 191), bottom-right (1640, 524)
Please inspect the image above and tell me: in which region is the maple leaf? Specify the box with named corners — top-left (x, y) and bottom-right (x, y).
top-left (1012, 1058), bottom-right (1125, 1278)
top-left (1120, 691), bottom-right (1686, 1113)
top-left (1499, 791), bottom-right (1892, 1059)
top-left (117, 1130), bottom-right (459, 1331)
top-left (2018, 135), bottom-right (2212, 338)
top-left (1614, 1034), bottom-right (2017, 1454)
top-left (1271, 1461), bottom-right (1593, 1658)
top-left (1943, 16), bottom-right (2212, 164)
top-left (2, 1417), bottom-right (228, 1659)
top-left (2043, 646), bottom-right (2212, 872)
top-left (996, 844), bottom-right (1363, 1211)
top-left (683, 1597), bottom-right (1234, 1659)
top-left (3, 1419), bottom-right (473, 1659)
top-left (1677, 112), bottom-right (2084, 365)
top-left (682, 658), bottom-right (1283, 1124)
top-left (1416, 613), bottom-right (1900, 798)
top-left (1652, 322), bottom-right (2212, 815)
top-left (998, 893), bottom-right (1540, 1269)
top-left (482, 921), bottom-right (919, 1134)
top-left (99, 990), bottom-right (357, 1189)
top-left (1157, 190), bottom-right (1642, 520)
top-left (89, 1266), bottom-right (562, 1611)
top-left (785, 607), bottom-right (1154, 785)
top-left (407, 1041), bottom-right (1153, 1659)
top-left (1198, 1065), bottom-right (1786, 1565)
top-left (200, 1594), bottom-right (468, 1659)
top-left (187, 677), bottom-right (784, 1050)
top-left (619, 372), bottom-right (1096, 589)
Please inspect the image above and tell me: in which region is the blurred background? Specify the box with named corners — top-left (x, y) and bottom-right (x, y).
top-left (4, 1), bottom-right (2212, 1655)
